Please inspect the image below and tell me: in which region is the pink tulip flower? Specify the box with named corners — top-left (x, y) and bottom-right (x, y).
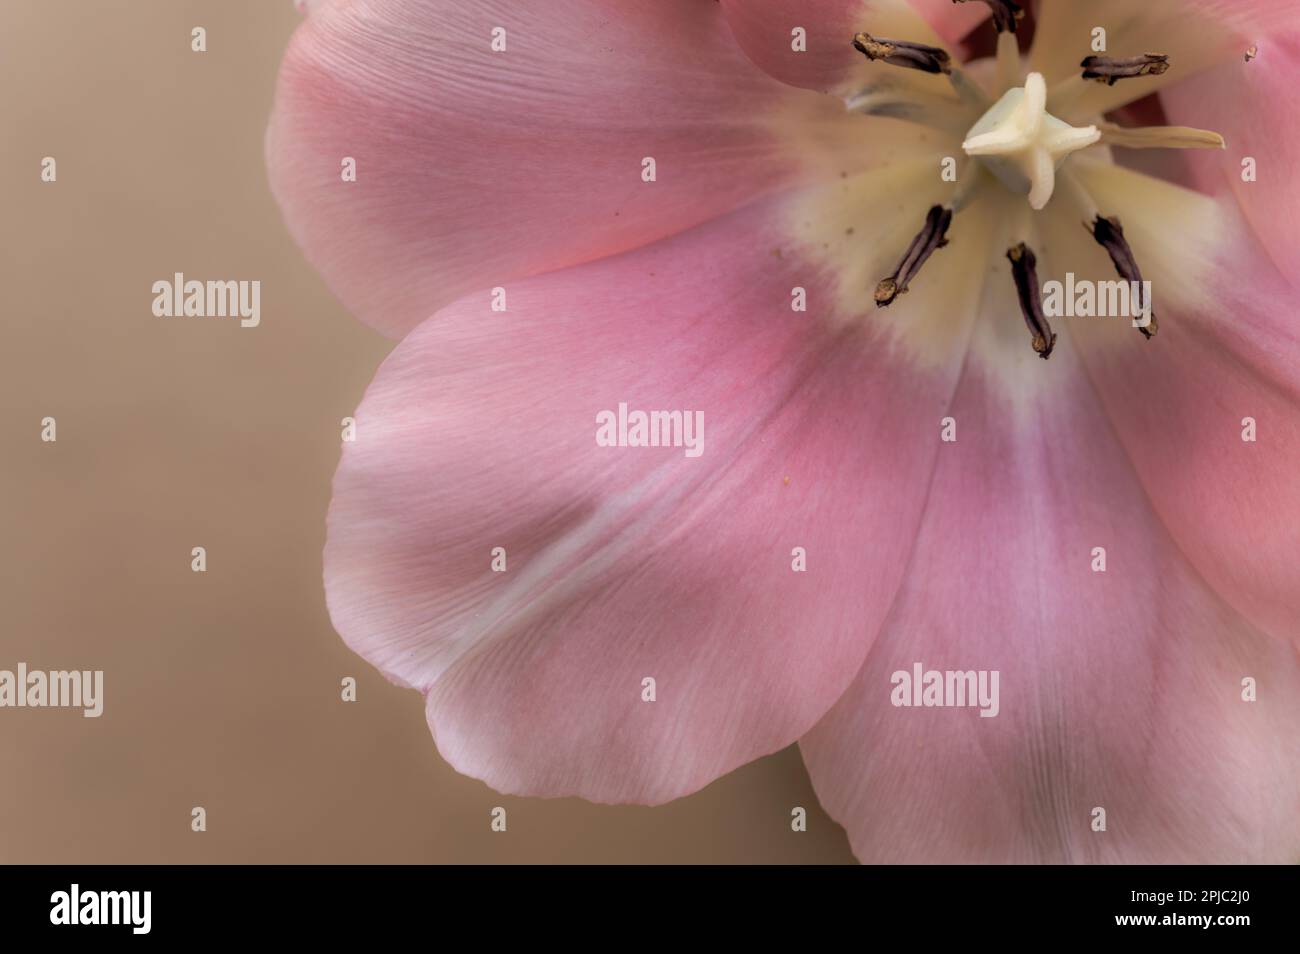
top-left (267, 0), bottom-right (1300, 862)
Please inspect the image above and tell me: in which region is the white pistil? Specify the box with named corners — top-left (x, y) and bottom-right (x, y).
top-left (1097, 121), bottom-right (1226, 150)
top-left (962, 73), bottom-right (1100, 210)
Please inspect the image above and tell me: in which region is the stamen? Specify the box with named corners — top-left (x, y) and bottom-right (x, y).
top-left (1097, 121), bottom-right (1225, 150)
top-left (1080, 53), bottom-right (1170, 85)
top-left (948, 161), bottom-right (986, 213)
top-left (874, 205), bottom-right (953, 307)
top-left (952, 0), bottom-right (1024, 34)
top-left (1245, 45), bottom-right (1258, 63)
top-left (849, 31), bottom-right (987, 110)
top-left (845, 84), bottom-right (972, 134)
top-left (852, 33), bottom-right (951, 74)
top-left (950, 0), bottom-right (1025, 91)
top-left (1045, 73), bottom-right (1088, 116)
top-left (1058, 167), bottom-right (1099, 221)
top-left (1090, 216), bottom-right (1158, 339)
top-left (1006, 243), bottom-right (1056, 359)
top-left (948, 67), bottom-right (991, 109)
top-left (995, 32), bottom-right (1021, 92)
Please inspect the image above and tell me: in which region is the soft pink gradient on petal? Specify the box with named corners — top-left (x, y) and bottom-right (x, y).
top-left (1181, 0), bottom-right (1300, 32)
top-left (323, 197), bottom-right (973, 804)
top-left (1051, 162), bottom-right (1300, 649)
top-left (719, 0), bottom-right (987, 94)
top-left (1161, 27), bottom-right (1300, 282)
top-left (1071, 225), bottom-right (1300, 652)
top-left (908, 0), bottom-right (991, 43)
top-left (800, 346), bottom-right (1300, 863)
top-left (266, 0), bottom-right (847, 339)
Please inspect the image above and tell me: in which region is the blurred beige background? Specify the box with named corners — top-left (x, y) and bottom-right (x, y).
top-left (0, 0), bottom-right (853, 863)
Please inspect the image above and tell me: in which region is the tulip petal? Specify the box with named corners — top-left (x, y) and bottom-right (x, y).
top-left (800, 342), bottom-right (1300, 863)
top-left (1160, 25), bottom-right (1300, 281)
top-left (324, 188), bottom-right (985, 804)
top-left (267, 0), bottom-right (859, 338)
top-left (1041, 160), bottom-right (1300, 650)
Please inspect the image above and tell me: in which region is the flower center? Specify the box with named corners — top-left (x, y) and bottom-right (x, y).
top-left (844, 1), bottom-right (1227, 361)
top-left (961, 73), bottom-right (1099, 210)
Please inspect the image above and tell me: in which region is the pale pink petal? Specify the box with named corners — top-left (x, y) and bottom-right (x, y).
top-left (1054, 162), bottom-right (1300, 650)
top-left (1181, 0), bottom-right (1299, 31)
top-left (800, 344), bottom-right (1300, 863)
top-left (324, 195), bottom-right (980, 804)
top-left (1074, 263), bottom-right (1300, 650)
top-left (1160, 25), bottom-right (1300, 280)
top-left (909, 0), bottom-right (992, 44)
top-left (266, 0), bottom-right (852, 338)
top-left (719, 0), bottom-right (988, 94)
